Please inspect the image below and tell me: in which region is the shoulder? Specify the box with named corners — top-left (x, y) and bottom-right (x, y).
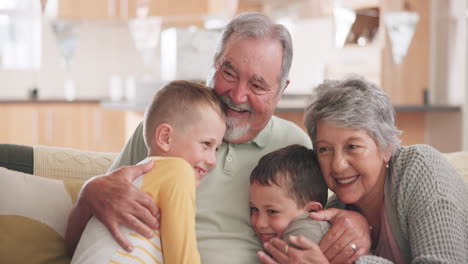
top-left (146, 157), bottom-right (195, 185)
top-left (390, 144), bottom-right (466, 209)
top-left (270, 116), bottom-right (312, 148)
top-left (283, 214), bottom-right (330, 244)
top-left (289, 214), bottom-right (330, 230)
top-left (392, 145), bottom-right (461, 186)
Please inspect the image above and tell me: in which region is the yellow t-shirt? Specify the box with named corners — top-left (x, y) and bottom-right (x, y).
top-left (72, 157), bottom-right (200, 264)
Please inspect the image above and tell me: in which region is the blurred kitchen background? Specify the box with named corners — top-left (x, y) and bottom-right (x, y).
top-left (0, 0), bottom-right (467, 153)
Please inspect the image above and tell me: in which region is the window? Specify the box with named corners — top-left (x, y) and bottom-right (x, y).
top-left (0, 0), bottom-right (41, 70)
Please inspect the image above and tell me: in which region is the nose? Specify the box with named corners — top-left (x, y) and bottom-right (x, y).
top-left (331, 150), bottom-right (348, 174)
top-left (206, 150), bottom-right (216, 168)
top-left (229, 81), bottom-right (249, 105)
top-left (254, 213), bottom-right (268, 230)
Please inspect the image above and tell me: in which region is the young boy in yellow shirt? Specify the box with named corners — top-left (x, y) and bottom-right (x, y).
top-left (72, 80), bottom-right (226, 264)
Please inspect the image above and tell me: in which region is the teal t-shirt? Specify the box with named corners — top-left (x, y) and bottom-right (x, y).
top-left (108, 116), bottom-right (312, 264)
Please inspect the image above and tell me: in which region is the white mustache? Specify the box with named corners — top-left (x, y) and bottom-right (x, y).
top-left (220, 95), bottom-right (253, 113)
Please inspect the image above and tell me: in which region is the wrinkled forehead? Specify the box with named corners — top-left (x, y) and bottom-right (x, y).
top-left (220, 38), bottom-right (283, 89)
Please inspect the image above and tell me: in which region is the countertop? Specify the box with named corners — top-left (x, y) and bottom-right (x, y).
top-left (1, 97), bottom-right (461, 113)
top-left (0, 99), bottom-right (101, 104)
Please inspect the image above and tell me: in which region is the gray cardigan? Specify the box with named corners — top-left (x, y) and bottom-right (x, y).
top-left (328, 144), bottom-right (468, 263)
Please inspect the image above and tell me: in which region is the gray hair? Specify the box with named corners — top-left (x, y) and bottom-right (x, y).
top-left (212, 12), bottom-right (293, 94)
top-left (304, 75), bottom-right (401, 153)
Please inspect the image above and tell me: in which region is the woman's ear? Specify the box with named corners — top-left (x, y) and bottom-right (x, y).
top-left (155, 123), bottom-right (173, 153)
top-left (382, 145), bottom-right (395, 164)
top-left (304, 201), bottom-right (323, 213)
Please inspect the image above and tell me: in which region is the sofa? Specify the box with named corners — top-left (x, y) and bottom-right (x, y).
top-left (0, 144), bottom-right (467, 264)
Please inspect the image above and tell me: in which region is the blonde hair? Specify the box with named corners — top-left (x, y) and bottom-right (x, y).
top-left (143, 80), bottom-right (226, 151)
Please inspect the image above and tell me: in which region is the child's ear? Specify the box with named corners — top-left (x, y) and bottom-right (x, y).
top-left (155, 123), bottom-right (173, 153)
top-left (304, 201), bottom-right (323, 213)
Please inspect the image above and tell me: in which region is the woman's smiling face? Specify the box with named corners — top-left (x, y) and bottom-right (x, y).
top-left (315, 120), bottom-right (390, 207)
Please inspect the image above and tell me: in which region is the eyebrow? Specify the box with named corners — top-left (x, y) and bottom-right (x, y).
top-left (222, 60), bottom-right (272, 89)
top-left (316, 136), bottom-right (364, 145)
top-left (221, 61), bottom-right (238, 75)
top-left (347, 136), bottom-right (364, 142)
top-left (252, 75), bottom-right (269, 88)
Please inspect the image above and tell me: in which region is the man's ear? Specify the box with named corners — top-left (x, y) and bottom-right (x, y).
top-left (155, 123), bottom-right (173, 153)
top-left (304, 201), bottom-right (323, 213)
top-left (283, 80), bottom-right (290, 94)
top-left (275, 80), bottom-right (290, 103)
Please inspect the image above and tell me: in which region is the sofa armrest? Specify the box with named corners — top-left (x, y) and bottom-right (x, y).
top-left (443, 151), bottom-right (468, 183)
top-left (33, 145), bottom-right (118, 181)
top-left (0, 144), bottom-right (33, 174)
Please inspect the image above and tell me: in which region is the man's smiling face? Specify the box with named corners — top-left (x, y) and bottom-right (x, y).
top-left (209, 36), bottom-right (285, 143)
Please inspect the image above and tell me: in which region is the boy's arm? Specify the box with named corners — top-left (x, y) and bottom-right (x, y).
top-left (65, 122), bottom-right (156, 256)
top-left (64, 163), bottom-right (158, 255)
top-left (145, 158), bottom-right (200, 264)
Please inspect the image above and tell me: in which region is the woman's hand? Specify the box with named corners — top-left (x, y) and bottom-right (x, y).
top-left (258, 236), bottom-right (328, 264)
top-left (309, 208), bottom-right (371, 264)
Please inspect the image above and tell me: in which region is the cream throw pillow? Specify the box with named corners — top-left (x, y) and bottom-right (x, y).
top-left (0, 167), bottom-right (84, 264)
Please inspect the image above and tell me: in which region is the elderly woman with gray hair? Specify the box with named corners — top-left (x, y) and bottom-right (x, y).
top-left (259, 76), bottom-right (467, 264)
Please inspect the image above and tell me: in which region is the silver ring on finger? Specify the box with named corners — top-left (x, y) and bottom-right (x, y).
top-left (348, 242), bottom-right (358, 252)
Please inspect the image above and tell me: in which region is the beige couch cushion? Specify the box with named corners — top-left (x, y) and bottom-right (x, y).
top-left (0, 167), bottom-right (84, 264)
top-left (443, 151), bottom-right (468, 182)
top-left (0, 147), bottom-right (466, 264)
top-left (34, 145), bottom-right (118, 181)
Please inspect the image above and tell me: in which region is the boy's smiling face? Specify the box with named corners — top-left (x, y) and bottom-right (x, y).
top-left (168, 105), bottom-right (226, 186)
top-left (249, 178), bottom-right (309, 243)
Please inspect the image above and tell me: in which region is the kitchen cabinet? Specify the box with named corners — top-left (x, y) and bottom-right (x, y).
top-left (47, 0), bottom-right (236, 20)
top-left (50, 0), bottom-right (118, 20)
top-left (0, 104), bottom-right (38, 146)
top-left (0, 102), bottom-right (126, 152)
top-left (275, 107), bottom-right (462, 153)
top-left (380, 0), bottom-right (429, 106)
top-left (325, 0), bottom-right (429, 106)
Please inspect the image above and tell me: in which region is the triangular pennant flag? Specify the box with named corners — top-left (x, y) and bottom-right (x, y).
top-left (384, 11), bottom-right (419, 65)
top-left (41, 0), bottom-right (47, 12)
top-left (128, 17), bottom-right (162, 67)
top-left (333, 7), bottom-right (356, 48)
top-left (50, 20), bottom-right (79, 71)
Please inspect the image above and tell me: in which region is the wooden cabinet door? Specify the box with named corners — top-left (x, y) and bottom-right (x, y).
top-left (37, 103), bottom-right (91, 150)
top-left (0, 104), bottom-right (39, 146)
top-left (0, 102), bottom-right (127, 152)
top-left (89, 107), bottom-right (126, 152)
top-left (56, 0), bottom-right (112, 19)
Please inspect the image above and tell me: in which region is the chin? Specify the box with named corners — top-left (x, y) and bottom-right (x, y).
top-left (224, 122), bottom-right (251, 141)
top-left (337, 193), bottom-right (360, 205)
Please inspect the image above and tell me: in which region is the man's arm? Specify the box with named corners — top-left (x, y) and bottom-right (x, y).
top-left (65, 191), bottom-right (92, 257)
top-left (64, 123), bottom-right (157, 256)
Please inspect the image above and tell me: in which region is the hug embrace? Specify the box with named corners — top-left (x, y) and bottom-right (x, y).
top-left (1, 11), bottom-right (462, 264)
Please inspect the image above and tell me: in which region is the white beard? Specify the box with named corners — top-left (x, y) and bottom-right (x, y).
top-left (224, 115), bottom-right (251, 142)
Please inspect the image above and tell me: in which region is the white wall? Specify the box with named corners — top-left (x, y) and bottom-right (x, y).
top-left (0, 18), bottom-right (155, 100)
top-left (429, 0), bottom-right (466, 105)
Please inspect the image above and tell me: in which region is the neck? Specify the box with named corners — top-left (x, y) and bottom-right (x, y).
top-left (354, 169), bottom-right (387, 249)
top-left (148, 148), bottom-right (164, 157)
